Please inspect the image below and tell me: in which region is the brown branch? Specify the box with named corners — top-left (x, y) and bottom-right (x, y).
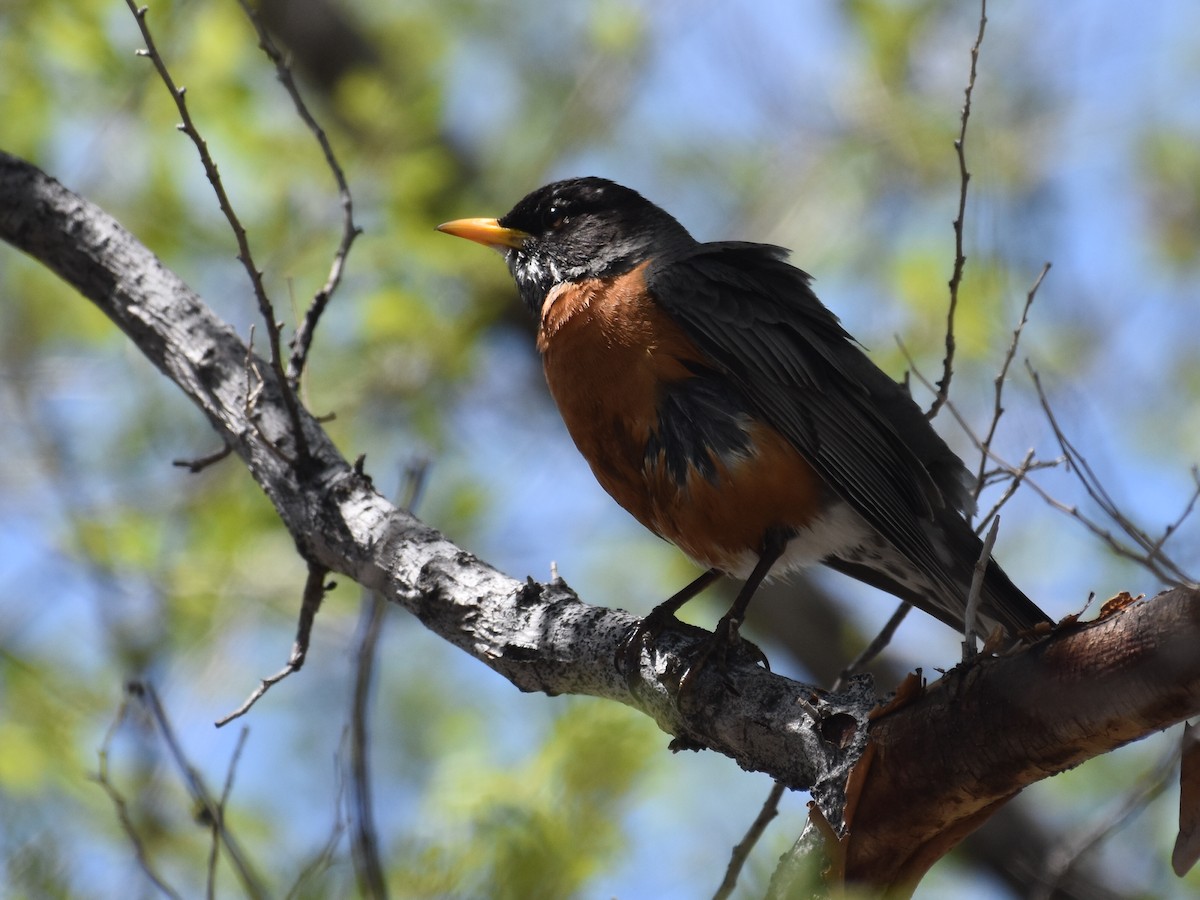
top-left (714, 781), bottom-right (786, 900)
top-left (139, 683), bottom-right (268, 899)
top-left (929, 0), bottom-right (988, 420)
top-left (124, 1), bottom-right (308, 458)
top-left (842, 588), bottom-right (1200, 893)
top-left (231, 0), bottom-right (362, 387)
top-left (1028, 363), bottom-right (1197, 586)
top-left (216, 562), bottom-right (332, 726)
top-left (92, 689), bottom-right (185, 900)
top-left (974, 261), bottom-right (1050, 501)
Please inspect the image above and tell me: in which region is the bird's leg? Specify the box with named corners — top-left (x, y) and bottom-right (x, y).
top-left (679, 529), bottom-right (789, 693)
top-left (618, 568), bottom-right (722, 681)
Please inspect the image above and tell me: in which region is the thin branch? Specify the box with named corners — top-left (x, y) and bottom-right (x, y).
top-left (1148, 464), bottom-right (1200, 559)
top-left (1035, 737), bottom-right (1182, 899)
top-left (974, 261), bottom-right (1051, 501)
top-left (962, 515), bottom-right (1000, 658)
top-left (172, 441), bottom-right (233, 473)
top-left (349, 593), bottom-right (389, 900)
top-left (1028, 362), bottom-right (1197, 586)
top-left (831, 603), bottom-right (911, 694)
top-left (207, 727), bottom-right (251, 900)
top-left (929, 0), bottom-right (988, 420)
top-left (347, 458), bottom-right (429, 899)
top-left (231, 0), bottom-right (362, 387)
top-left (216, 562), bottom-right (333, 726)
top-left (976, 448), bottom-right (1038, 534)
top-left (139, 683), bottom-right (268, 899)
top-left (713, 781), bottom-right (786, 900)
top-left (903, 337), bottom-right (1196, 589)
top-left (91, 689), bottom-right (185, 900)
top-left (287, 745), bottom-right (350, 899)
top-left (124, 0), bottom-right (308, 458)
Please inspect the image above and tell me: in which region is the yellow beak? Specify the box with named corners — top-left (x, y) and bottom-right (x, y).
top-left (436, 217), bottom-right (530, 250)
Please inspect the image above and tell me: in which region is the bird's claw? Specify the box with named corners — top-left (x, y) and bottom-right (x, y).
top-left (618, 605), bottom-right (679, 690)
top-left (621, 608), bottom-right (771, 701)
top-left (677, 614), bottom-right (769, 696)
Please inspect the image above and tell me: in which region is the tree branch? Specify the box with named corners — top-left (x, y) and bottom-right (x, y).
top-left (0, 148), bottom-right (868, 799)
top-left (841, 587), bottom-right (1200, 892)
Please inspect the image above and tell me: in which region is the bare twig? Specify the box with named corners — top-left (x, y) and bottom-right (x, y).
top-left (907, 341), bottom-right (1196, 587)
top-left (172, 442), bottom-right (234, 473)
top-left (929, 0), bottom-right (989, 420)
top-left (140, 683), bottom-right (268, 899)
top-left (974, 262), bottom-right (1051, 500)
top-left (713, 781), bottom-right (787, 900)
top-left (287, 746), bottom-right (350, 899)
top-left (976, 448), bottom-right (1038, 534)
top-left (216, 562), bottom-right (333, 726)
top-left (1028, 362), bottom-right (1197, 586)
top-left (962, 516), bottom-right (1000, 658)
top-left (231, 0), bottom-right (362, 387)
top-left (125, 1), bottom-right (308, 458)
top-left (898, 335), bottom-right (1054, 534)
top-left (831, 603), bottom-right (912, 693)
top-left (348, 459), bottom-right (429, 899)
top-left (1149, 464), bottom-right (1200, 559)
top-left (349, 593), bottom-right (389, 900)
top-left (92, 688), bottom-right (185, 900)
top-left (1035, 737), bottom-right (1182, 899)
top-left (207, 727), bottom-right (250, 900)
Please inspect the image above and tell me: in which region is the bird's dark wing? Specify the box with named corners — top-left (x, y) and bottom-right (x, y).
top-left (646, 241), bottom-right (977, 605)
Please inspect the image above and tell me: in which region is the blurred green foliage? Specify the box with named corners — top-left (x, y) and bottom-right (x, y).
top-left (2, 1), bottom-right (1199, 898)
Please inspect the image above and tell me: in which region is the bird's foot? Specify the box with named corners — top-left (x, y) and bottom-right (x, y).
top-left (618, 603), bottom-right (682, 689)
top-left (677, 613), bottom-right (770, 696)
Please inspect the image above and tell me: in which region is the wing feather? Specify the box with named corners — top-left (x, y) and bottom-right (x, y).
top-left (647, 241), bottom-right (972, 601)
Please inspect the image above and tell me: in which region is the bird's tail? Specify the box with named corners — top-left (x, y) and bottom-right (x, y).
top-left (825, 523), bottom-right (1051, 640)
top-left (974, 556), bottom-right (1051, 637)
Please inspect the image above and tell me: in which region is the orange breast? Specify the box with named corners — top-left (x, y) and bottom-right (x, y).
top-left (642, 421), bottom-right (825, 571)
top-left (538, 263), bottom-right (825, 572)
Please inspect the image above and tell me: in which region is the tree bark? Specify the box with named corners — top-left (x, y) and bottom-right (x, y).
top-left (3, 149), bottom-right (1198, 893)
top-left (840, 588), bottom-right (1200, 891)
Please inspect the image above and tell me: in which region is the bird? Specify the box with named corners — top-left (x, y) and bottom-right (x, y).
top-left (437, 177), bottom-right (1051, 668)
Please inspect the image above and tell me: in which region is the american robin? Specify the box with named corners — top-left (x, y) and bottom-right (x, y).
top-left (438, 177), bottom-right (1050, 661)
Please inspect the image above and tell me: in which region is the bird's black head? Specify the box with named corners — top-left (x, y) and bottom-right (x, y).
top-left (438, 177), bottom-right (694, 315)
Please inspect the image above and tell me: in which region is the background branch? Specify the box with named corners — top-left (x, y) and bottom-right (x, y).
top-left (928, 0), bottom-right (988, 420)
top-left (125, 0), bottom-right (308, 455)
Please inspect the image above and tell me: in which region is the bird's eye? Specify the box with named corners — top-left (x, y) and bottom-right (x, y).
top-left (545, 203), bottom-right (570, 230)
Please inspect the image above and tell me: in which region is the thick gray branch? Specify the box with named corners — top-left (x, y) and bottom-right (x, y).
top-left (0, 149), bottom-right (870, 796)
